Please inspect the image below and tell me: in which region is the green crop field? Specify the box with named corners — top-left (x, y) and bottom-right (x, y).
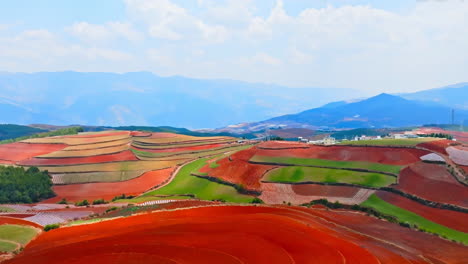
top-left (0, 240), bottom-right (18, 252)
top-left (0, 225), bottom-right (39, 245)
top-left (339, 138), bottom-right (437, 146)
top-left (265, 166), bottom-right (395, 187)
top-left (68, 218), bottom-right (107, 226)
top-left (0, 206), bottom-right (15, 212)
top-left (132, 144), bottom-right (252, 159)
top-left (251, 155), bottom-right (402, 175)
top-left (114, 195), bottom-right (192, 204)
top-left (361, 194), bottom-right (468, 244)
top-left (142, 158), bottom-right (254, 203)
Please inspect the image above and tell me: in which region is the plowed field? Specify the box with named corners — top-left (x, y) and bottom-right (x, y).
top-left (6, 206), bottom-right (466, 264)
top-left (376, 191), bottom-right (468, 232)
top-left (46, 167), bottom-right (175, 202)
top-left (396, 162), bottom-right (468, 207)
top-left (19, 150), bottom-right (138, 166)
top-left (255, 143), bottom-right (428, 165)
top-left (0, 143), bottom-right (67, 163)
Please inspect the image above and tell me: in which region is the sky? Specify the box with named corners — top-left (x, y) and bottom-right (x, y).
top-left (1, 0), bottom-right (467, 93)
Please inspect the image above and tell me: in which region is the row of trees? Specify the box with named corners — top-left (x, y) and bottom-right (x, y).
top-left (0, 126), bottom-right (84, 144)
top-left (0, 166), bottom-right (55, 203)
top-left (417, 133), bottom-right (453, 140)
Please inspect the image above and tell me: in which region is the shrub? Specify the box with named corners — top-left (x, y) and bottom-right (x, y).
top-left (111, 194), bottom-right (134, 201)
top-left (251, 197), bottom-right (264, 204)
top-left (92, 199), bottom-right (108, 205)
top-left (105, 207), bottom-right (118, 213)
top-left (75, 199), bottom-right (89, 206)
top-left (57, 198), bottom-right (68, 204)
top-left (44, 224), bottom-right (60, 231)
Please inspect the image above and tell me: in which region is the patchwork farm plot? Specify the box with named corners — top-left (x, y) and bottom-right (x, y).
top-left (0, 130), bottom-right (242, 203)
top-left (1, 130), bottom-right (467, 262)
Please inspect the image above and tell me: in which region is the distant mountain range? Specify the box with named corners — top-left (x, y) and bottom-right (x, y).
top-left (1, 72), bottom-right (467, 130)
top-left (401, 83), bottom-right (468, 110)
top-left (0, 71), bottom-right (363, 128)
top-left (214, 92), bottom-right (468, 133)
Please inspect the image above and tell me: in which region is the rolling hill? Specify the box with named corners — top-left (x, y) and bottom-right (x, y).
top-left (221, 93), bottom-right (468, 132)
top-left (401, 83), bottom-right (468, 110)
top-left (0, 71), bottom-right (363, 128)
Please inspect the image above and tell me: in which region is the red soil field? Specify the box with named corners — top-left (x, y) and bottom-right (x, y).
top-left (0, 143), bottom-right (67, 163)
top-left (292, 184), bottom-right (359, 197)
top-left (7, 206), bottom-right (466, 264)
top-left (416, 139), bottom-right (458, 155)
top-left (396, 161), bottom-right (468, 207)
top-left (256, 144), bottom-right (429, 165)
top-left (45, 167), bottom-right (175, 202)
top-left (0, 214), bottom-right (35, 219)
top-left (18, 150), bottom-right (138, 166)
top-left (293, 206), bottom-right (467, 264)
top-left (258, 141), bottom-right (309, 149)
top-left (132, 143), bottom-right (226, 153)
top-left (64, 131), bottom-right (130, 138)
top-left (0, 159), bottom-right (15, 165)
top-left (0, 216), bottom-right (42, 229)
top-left (376, 191), bottom-right (468, 232)
top-left (130, 131), bottom-right (152, 137)
top-left (460, 165), bottom-right (468, 174)
top-left (148, 132), bottom-right (177, 138)
top-left (204, 147), bottom-right (276, 190)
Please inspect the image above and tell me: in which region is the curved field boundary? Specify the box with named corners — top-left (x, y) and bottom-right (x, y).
top-left (133, 137), bottom-right (235, 146)
top-left (37, 144), bottom-right (130, 158)
top-left (259, 182), bottom-right (375, 205)
top-left (446, 146), bottom-right (468, 166)
top-left (191, 173), bottom-right (261, 195)
top-left (0, 217), bottom-right (42, 229)
top-left (38, 160), bottom-right (182, 173)
top-left (137, 145), bottom-right (254, 162)
top-left (132, 139), bottom-right (236, 149)
top-left (380, 187), bottom-right (468, 213)
top-left (19, 150), bottom-right (138, 166)
top-left (0, 143), bottom-right (68, 163)
top-left (22, 134), bottom-right (131, 146)
top-left (51, 170), bottom-right (149, 185)
top-left (61, 139), bottom-right (131, 151)
top-left (132, 145), bottom-right (240, 159)
top-left (261, 180), bottom-right (385, 190)
top-left (361, 194), bottom-right (468, 245)
top-left (48, 167), bottom-right (177, 202)
top-left (131, 142), bottom-right (228, 152)
top-left (249, 160), bottom-right (400, 177)
top-left (376, 191), bottom-right (468, 233)
top-left (263, 166), bottom-right (396, 188)
top-left (60, 131), bottom-right (130, 138)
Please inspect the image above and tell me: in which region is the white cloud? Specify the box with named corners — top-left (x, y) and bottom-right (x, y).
top-left (67, 21), bottom-right (143, 43)
top-left (124, 0), bottom-right (229, 43)
top-left (1, 1), bottom-right (468, 93)
top-left (250, 52), bottom-right (282, 66)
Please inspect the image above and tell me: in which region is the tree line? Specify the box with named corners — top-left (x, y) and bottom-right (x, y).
top-left (0, 166), bottom-right (55, 203)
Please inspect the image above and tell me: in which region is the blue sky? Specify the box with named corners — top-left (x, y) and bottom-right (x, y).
top-left (1, 0), bottom-right (467, 93)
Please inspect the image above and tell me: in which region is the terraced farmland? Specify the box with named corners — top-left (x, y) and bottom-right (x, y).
top-left (0, 130), bottom-right (245, 203)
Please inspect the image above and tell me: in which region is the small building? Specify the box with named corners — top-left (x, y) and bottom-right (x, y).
top-left (323, 136), bottom-right (336, 145)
